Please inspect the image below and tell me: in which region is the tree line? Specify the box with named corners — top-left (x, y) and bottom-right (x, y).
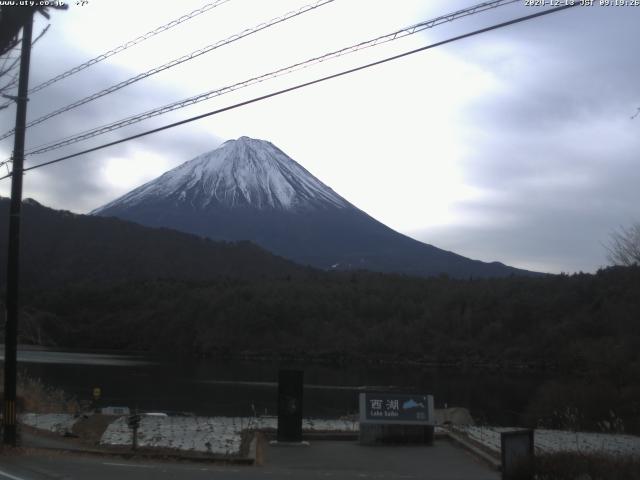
top-left (10, 265), bottom-right (639, 432)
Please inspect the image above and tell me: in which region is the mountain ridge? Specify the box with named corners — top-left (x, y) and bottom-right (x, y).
top-left (0, 196), bottom-right (306, 289)
top-left (93, 136), bottom-right (541, 278)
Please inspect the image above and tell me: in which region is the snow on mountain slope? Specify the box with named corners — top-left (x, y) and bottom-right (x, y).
top-left (92, 136), bottom-right (539, 278)
top-left (93, 136), bottom-right (349, 214)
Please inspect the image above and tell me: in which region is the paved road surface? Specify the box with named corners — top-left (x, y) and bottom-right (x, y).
top-left (0, 440), bottom-right (498, 479)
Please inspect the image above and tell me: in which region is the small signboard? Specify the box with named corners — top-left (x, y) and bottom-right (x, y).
top-left (101, 406), bottom-right (130, 416)
top-left (359, 393), bottom-right (434, 425)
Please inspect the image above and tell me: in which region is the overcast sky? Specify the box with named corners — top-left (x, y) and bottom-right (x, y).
top-left (0, 0), bottom-right (638, 274)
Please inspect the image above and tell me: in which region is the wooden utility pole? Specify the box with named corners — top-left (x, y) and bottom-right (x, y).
top-left (3, 10), bottom-right (33, 447)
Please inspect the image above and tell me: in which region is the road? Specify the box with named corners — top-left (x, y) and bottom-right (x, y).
top-left (0, 440), bottom-right (499, 480)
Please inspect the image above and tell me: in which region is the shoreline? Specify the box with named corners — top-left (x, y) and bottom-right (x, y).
top-left (5, 343), bottom-right (559, 374)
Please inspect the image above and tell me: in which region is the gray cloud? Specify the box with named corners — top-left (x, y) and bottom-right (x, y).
top-left (2, 2), bottom-right (638, 274)
top-left (411, 4), bottom-right (640, 273)
top-left (0, 51), bottom-right (222, 212)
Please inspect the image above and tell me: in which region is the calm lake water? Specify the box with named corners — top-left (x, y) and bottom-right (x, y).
top-left (7, 348), bottom-right (549, 425)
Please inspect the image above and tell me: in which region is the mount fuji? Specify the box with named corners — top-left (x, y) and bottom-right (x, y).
top-left (92, 136), bottom-right (535, 278)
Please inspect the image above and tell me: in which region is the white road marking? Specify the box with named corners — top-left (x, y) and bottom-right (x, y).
top-left (0, 468), bottom-right (27, 480)
top-left (102, 462), bottom-right (156, 469)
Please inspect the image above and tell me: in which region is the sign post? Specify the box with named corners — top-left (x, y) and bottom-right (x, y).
top-left (127, 412), bottom-right (141, 451)
top-left (2, 10), bottom-right (34, 448)
top-left (359, 392), bottom-right (435, 445)
top-left (92, 387), bottom-right (101, 413)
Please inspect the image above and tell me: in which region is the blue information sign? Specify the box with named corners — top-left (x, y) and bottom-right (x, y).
top-left (359, 393), bottom-right (434, 425)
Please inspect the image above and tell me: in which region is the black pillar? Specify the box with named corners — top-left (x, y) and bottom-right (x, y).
top-left (3, 10), bottom-right (34, 447)
top-left (277, 369), bottom-right (303, 442)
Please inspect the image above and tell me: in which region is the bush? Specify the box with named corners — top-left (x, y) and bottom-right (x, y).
top-left (533, 452), bottom-right (640, 480)
top-left (0, 371), bottom-right (79, 413)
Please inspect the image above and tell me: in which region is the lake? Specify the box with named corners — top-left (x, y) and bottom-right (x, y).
top-left (6, 347), bottom-right (549, 425)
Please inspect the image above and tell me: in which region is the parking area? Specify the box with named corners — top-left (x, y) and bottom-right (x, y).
top-left (263, 439), bottom-right (500, 480)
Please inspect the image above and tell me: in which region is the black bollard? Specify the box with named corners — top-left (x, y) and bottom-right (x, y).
top-left (277, 370), bottom-right (303, 442)
top-left (501, 429), bottom-right (534, 480)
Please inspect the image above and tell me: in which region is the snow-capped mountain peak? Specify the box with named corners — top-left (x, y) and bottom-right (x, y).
top-left (93, 136), bottom-right (350, 213)
top-left (92, 136), bottom-right (536, 278)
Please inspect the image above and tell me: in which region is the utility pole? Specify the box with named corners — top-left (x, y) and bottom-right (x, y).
top-left (3, 10), bottom-right (34, 447)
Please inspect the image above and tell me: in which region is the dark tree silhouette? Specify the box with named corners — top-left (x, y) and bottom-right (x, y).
top-left (0, 5), bottom-right (64, 56)
top-left (0, 5), bottom-right (65, 105)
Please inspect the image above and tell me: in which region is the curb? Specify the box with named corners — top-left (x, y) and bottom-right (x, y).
top-left (20, 444), bottom-right (257, 465)
top-left (260, 430), bottom-right (359, 442)
top-left (21, 424), bottom-right (498, 469)
top-left (24, 444), bottom-right (256, 464)
top-left (443, 430), bottom-right (501, 470)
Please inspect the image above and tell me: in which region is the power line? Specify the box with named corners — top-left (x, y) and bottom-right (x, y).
top-left (0, 53), bottom-right (21, 79)
top-left (0, 72), bottom-right (19, 93)
top-left (20, 0), bottom-right (520, 157)
top-left (0, 24), bottom-right (46, 83)
top-left (0, 1), bottom-right (231, 111)
top-left (30, 24), bottom-right (50, 48)
top-left (27, 0), bottom-right (231, 96)
top-left (0, 0), bottom-right (335, 140)
top-left (0, 50), bottom-right (18, 76)
top-left (0, 3), bottom-right (578, 182)
top-left (0, 26), bottom-right (48, 102)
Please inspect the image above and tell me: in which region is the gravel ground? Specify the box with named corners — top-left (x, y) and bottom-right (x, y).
top-left (28, 412), bottom-right (637, 458)
top-left (19, 413), bottom-right (79, 435)
top-left (100, 415), bottom-right (359, 455)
